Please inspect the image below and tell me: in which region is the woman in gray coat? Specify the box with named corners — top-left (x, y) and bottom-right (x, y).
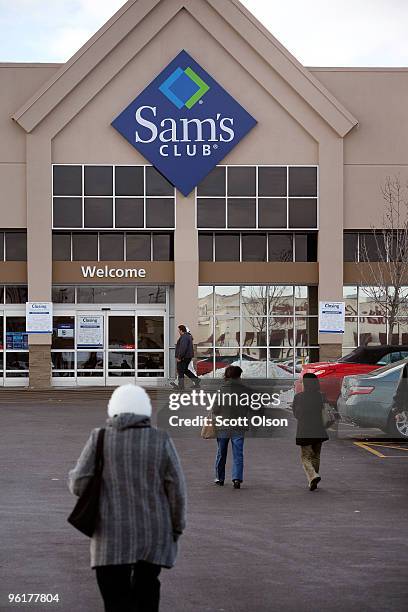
top-left (68, 384), bottom-right (186, 612)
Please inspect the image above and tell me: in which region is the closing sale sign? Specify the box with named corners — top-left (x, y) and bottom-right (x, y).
top-left (112, 50), bottom-right (257, 195)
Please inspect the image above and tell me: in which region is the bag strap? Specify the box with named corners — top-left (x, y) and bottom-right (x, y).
top-left (94, 428), bottom-right (105, 474)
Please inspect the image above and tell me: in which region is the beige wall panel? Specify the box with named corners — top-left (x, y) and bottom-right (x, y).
top-left (52, 11), bottom-right (317, 164)
top-left (311, 69), bottom-right (408, 165)
top-left (53, 261), bottom-right (174, 283)
top-left (0, 163), bottom-right (26, 227)
top-left (343, 165), bottom-right (408, 229)
top-left (0, 65), bottom-right (59, 163)
top-left (199, 262), bottom-right (318, 284)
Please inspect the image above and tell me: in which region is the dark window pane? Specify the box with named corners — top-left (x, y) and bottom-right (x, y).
top-left (242, 233), bottom-right (267, 261)
top-left (138, 352), bottom-right (164, 369)
top-left (288, 199), bottom-right (317, 228)
top-left (52, 316), bottom-right (75, 349)
top-left (126, 234), bottom-right (151, 260)
top-left (215, 233), bottom-right (239, 261)
top-left (359, 233), bottom-right (386, 262)
top-left (197, 198), bottom-right (225, 228)
top-left (137, 286), bottom-right (166, 304)
top-left (52, 233), bottom-right (71, 260)
top-left (99, 233), bottom-right (124, 260)
top-left (72, 233), bottom-right (98, 260)
top-left (6, 287), bottom-right (28, 304)
top-left (6, 352), bottom-right (29, 371)
top-left (115, 166), bottom-right (143, 196)
top-left (0, 232), bottom-right (4, 260)
top-left (52, 286), bottom-right (75, 303)
top-left (138, 316), bottom-right (164, 348)
top-left (146, 167), bottom-right (174, 196)
top-left (268, 234), bottom-right (293, 262)
top-left (199, 233), bottom-right (213, 261)
top-left (52, 352), bottom-right (75, 370)
top-left (6, 315), bottom-right (26, 334)
top-left (146, 198), bottom-right (174, 228)
top-left (77, 286), bottom-right (135, 304)
top-left (258, 167), bottom-right (287, 196)
top-left (109, 316), bottom-right (135, 348)
top-left (53, 165), bottom-right (82, 196)
top-left (228, 167), bottom-right (256, 196)
top-left (258, 198), bottom-right (287, 228)
top-left (77, 352), bottom-right (104, 369)
top-left (84, 166), bottom-right (113, 196)
top-left (84, 198), bottom-right (113, 228)
top-left (227, 198), bottom-right (256, 228)
top-left (53, 197), bottom-right (82, 228)
top-left (152, 234), bottom-right (173, 261)
top-left (5, 232), bottom-right (26, 261)
top-left (344, 233), bottom-right (359, 262)
top-left (115, 198), bottom-right (144, 228)
top-left (295, 234), bottom-right (317, 262)
top-left (197, 167), bottom-right (226, 196)
top-left (289, 167), bottom-right (317, 196)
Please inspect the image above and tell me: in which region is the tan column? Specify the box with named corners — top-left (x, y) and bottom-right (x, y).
top-left (318, 136), bottom-right (344, 361)
top-left (26, 132), bottom-right (52, 388)
top-left (174, 191), bottom-right (199, 340)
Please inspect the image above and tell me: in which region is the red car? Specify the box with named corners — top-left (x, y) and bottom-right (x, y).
top-left (295, 345), bottom-right (408, 405)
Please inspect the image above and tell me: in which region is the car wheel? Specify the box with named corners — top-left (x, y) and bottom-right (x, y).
top-left (387, 412), bottom-right (408, 438)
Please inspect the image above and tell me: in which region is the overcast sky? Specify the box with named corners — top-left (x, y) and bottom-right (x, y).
top-left (0, 0), bottom-right (407, 66)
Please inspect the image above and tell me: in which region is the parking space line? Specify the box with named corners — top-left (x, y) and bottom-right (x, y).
top-left (353, 441), bottom-right (386, 457)
top-left (354, 441), bottom-right (408, 458)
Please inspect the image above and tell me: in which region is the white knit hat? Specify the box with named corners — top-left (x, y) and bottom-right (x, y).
top-left (107, 384), bottom-right (152, 418)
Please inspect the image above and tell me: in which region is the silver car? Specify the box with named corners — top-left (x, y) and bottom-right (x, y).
top-left (337, 358), bottom-right (408, 438)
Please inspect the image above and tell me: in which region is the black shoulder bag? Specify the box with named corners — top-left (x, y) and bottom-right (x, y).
top-left (67, 428), bottom-right (105, 537)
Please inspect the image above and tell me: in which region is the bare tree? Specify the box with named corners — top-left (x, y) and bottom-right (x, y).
top-left (358, 175), bottom-right (408, 342)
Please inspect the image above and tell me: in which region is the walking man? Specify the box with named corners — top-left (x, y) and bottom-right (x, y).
top-left (174, 325), bottom-right (200, 390)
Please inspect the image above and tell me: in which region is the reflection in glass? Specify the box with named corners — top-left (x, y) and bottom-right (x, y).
top-left (242, 286), bottom-right (268, 317)
top-left (196, 351), bottom-right (214, 377)
top-left (109, 317), bottom-right (135, 349)
top-left (214, 286), bottom-right (240, 316)
top-left (77, 286), bottom-right (135, 304)
top-left (138, 352), bottom-right (164, 369)
top-left (269, 286), bottom-right (293, 316)
top-left (108, 352), bottom-right (135, 369)
top-left (268, 234), bottom-right (292, 262)
top-left (214, 317), bottom-right (240, 347)
top-left (77, 352), bottom-right (104, 369)
top-left (269, 317), bottom-right (293, 346)
top-left (138, 316), bottom-right (164, 349)
top-left (51, 352), bottom-right (75, 369)
top-left (343, 319), bottom-right (358, 348)
top-left (6, 286), bottom-right (28, 304)
top-left (196, 317), bottom-right (213, 347)
top-left (242, 317), bottom-right (267, 346)
top-left (295, 317), bottom-right (318, 346)
top-left (198, 286), bottom-right (214, 316)
top-left (343, 286), bottom-right (358, 317)
top-left (359, 317), bottom-right (386, 346)
top-left (6, 352), bottom-right (29, 370)
top-left (137, 286), bottom-right (166, 304)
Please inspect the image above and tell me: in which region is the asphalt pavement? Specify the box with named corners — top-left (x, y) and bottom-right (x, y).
top-left (0, 391), bottom-right (407, 612)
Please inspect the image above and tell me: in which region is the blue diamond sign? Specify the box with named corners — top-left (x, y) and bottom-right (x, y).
top-left (112, 50), bottom-right (257, 196)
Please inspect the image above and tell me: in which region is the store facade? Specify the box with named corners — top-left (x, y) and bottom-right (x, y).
top-left (1, 0), bottom-right (408, 386)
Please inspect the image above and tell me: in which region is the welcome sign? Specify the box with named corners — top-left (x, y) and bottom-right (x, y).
top-left (112, 50), bottom-right (257, 195)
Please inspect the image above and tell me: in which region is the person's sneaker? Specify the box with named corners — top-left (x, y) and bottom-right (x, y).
top-left (214, 480), bottom-right (224, 486)
top-left (309, 476), bottom-right (321, 491)
top-left (233, 480), bottom-right (241, 489)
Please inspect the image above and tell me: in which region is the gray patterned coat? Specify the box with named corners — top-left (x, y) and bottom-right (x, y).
top-left (68, 413), bottom-right (186, 568)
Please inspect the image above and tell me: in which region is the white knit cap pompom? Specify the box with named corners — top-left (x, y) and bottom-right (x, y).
top-left (107, 384), bottom-right (152, 418)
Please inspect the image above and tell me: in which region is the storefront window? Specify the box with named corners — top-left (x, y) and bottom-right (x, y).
top-left (126, 233), bottom-right (151, 260)
top-left (199, 232), bottom-right (316, 261)
top-left (199, 284), bottom-right (318, 378)
top-left (197, 166), bottom-right (318, 230)
top-left (53, 165), bottom-right (175, 230)
top-left (5, 232), bottom-right (27, 261)
top-left (268, 234), bottom-right (292, 262)
top-left (84, 166), bottom-right (113, 196)
top-left (138, 316), bottom-right (164, 349)
top-left (215, 234), bottom-right (239, 261)
top-left (52, 316), bottom-right (75, 349)
top-left (72, 233), bottom-right (98, 260)
top-left (137, 286), bottom-right (166, 304)
top-left (6, 286), bottom-right (28, 304)
top-left (53, 233), bottom-right (71, 260)
top-left (52, 286), bottom-right (75, 303)
top-left (343, 233), bottom-right (358, 262)
top-left (241, 233), bottom-right (267, 261)
top-left (99, 233), bottom-right (124, 261)
top-left (77, 286), bottom-right (135, 304)
top-left (152, 233), bottom-right (173, 260)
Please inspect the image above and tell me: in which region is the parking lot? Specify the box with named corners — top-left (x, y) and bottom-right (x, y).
top-left (1, 390), bottom-right (408, 612)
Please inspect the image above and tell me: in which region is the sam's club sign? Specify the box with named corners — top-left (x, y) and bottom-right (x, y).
top-left (112, 50), bottom-right (257, 195)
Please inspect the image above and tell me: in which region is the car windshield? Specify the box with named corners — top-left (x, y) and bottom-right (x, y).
top-left (365, 357), bottom-right (408, 377)
top-left (338, 346), bottom-right (386, 364)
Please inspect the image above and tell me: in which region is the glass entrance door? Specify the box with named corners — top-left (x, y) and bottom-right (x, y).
top-left (53, 310), bottom-right (167, 386)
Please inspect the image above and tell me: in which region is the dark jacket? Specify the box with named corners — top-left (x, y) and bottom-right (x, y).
top-left (292, 390), bottom-right (329, 446)
top-left (68, 413), bottom-right (186, 568)
top-left (175, 332), bottom-right (194, 360)
top-left (212, 379), bottom-right (252, 436)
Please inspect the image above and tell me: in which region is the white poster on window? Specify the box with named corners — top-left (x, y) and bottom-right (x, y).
top-left (26, 302), bottom-right (53, 333)
top-left (77, 315), bottom-right (104, 348)
top-left (319, 301), bottom-right (345, 334)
